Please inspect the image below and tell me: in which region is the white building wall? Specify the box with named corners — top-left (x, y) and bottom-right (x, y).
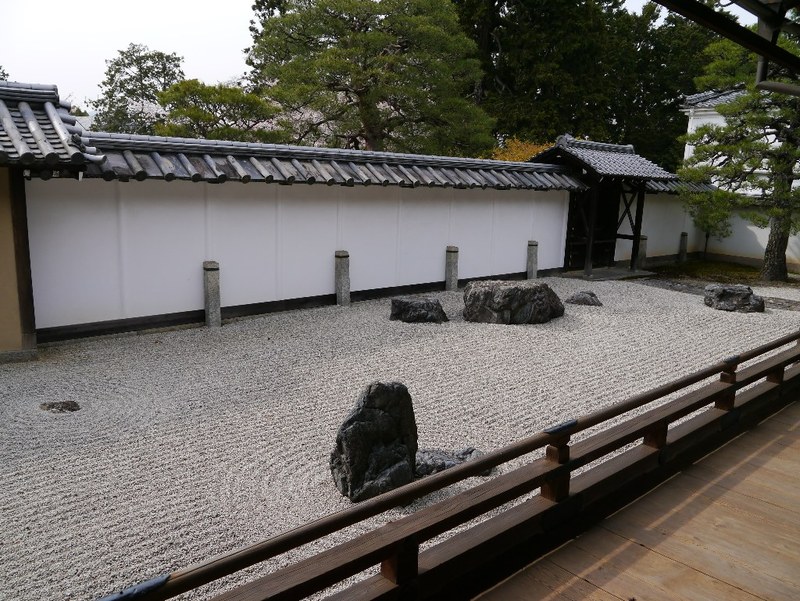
top-left (26, 179), bottom-right (569, 329)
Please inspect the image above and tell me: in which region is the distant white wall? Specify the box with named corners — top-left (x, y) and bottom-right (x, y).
top-left (26, 179), bottom-right (569, 328)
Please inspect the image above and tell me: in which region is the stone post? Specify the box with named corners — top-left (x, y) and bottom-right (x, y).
top-left (445, 246), bottom-right (459, 291)
top-left (335, 250), bottom-right (350, 306)
top-left (678, 232), bottom-right (688, 263)
top-left (203, 260), bottom-right (221, 328)
top-left (527, 240), bottom-right (539, 279)
top-left (637, 235), bottom-right (648, 270)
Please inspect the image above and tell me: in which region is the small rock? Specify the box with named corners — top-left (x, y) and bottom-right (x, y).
top-left (390, 297), bottom-right (448, 323)
top-left (415, 447), bottom-right (493, 477)
top-left (330, 382), bottom-right (418, 502)
top-left (40, 401), bottom-right (80, 413)
top-left (463, 280), bottom-right (564, 324)
top-left (565, 290), bottom-right (603, 306)
top-left (703, 284), bottom-right (765, 313)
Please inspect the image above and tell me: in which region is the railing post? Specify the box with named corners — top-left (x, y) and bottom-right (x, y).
top-left (380, 538), bottom-right (419, 587)
top-left (716, 355), bottom-right (739, 410)
top-left (644, 420), bottom-right (668, 448)
top-left (541, 435), bottom-right (571, 502)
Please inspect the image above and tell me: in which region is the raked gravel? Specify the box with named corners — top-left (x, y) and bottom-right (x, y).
top-left (2, 277), bottom-right (799, 601)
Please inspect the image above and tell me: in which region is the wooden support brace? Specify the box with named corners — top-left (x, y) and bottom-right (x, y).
top-left (380, 539), bottom-right (419, 586)
top-left (541, 436), bottom-right (570, 502)
top-left (643, 420), bottom-right (668, 449)
top-left (716, 355), bottom-right (738, 410)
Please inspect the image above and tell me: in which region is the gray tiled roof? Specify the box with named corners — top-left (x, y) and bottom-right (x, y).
top-left (682, 88), bottom-right (744, 109)
top-left (0, 79), bottom-right (586, 191)
top-left (76, 131), bottom-right (586, 190)
top-left (0, 81), bottom-right (103, 169)
top-left (531, 134), bottom-right (677, 181)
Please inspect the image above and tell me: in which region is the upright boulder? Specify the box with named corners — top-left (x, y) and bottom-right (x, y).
top-left (463, 280), bottom-right (564, 324)
top-left (704, 284), bottom-right (765, 313)
top-left (390, 297), bottom-right (449, 323)
top-left (330, 382), bottom-right (418, 502)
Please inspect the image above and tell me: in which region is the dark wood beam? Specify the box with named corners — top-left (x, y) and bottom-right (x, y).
top-left (654, 0), bottom-right (800, 74)
top-left (583, 189), bottom-right (598, 278)
top-left (629, 186), bottom-right (646, 272)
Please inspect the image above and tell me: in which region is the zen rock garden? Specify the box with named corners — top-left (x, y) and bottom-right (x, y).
top-left (704, 284), bottom-right (765, 313)
top-left (330, 382), bottom-right (489, 502)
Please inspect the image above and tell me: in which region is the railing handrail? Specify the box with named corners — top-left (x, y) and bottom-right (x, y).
top-left (101, 328), bottom-right (800, 601)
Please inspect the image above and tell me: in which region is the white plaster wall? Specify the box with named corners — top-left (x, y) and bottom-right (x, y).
top-left (27, 180), bottom-right (123, 328)
top-left (26, 179), bottom-right (569, 328)
top-left (615, 194), bottom-right (704, 261)
top-left (707, 211), bottom-right (800, 266)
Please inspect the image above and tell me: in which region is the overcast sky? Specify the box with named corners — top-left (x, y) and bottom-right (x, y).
top-left (0, 0), bottom-right (755, 109)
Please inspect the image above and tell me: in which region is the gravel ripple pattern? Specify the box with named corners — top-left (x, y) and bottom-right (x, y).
top-left (1, 278), bottom-right (799, 600)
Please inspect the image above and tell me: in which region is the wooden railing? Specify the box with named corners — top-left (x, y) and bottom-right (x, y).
top-left (102, 330), bottom-right (800, 601)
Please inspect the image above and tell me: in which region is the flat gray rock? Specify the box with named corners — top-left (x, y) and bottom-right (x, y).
top-left (565, 290), bottom-right (603, 306)
top-left (330, 382), bottom-right (418, 502)
top-left (390, 297), bottom-right (448, 323)
top-left (704, 284), bottom-right (765, 313)
top-left (463, 280), bottom-right (564, 324)
top-left (415, 447), bottom-right (492, 477)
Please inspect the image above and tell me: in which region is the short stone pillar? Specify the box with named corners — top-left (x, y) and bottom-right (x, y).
top-left (637, 235), bottom-right (648, 270)
top-left (445, 246), bottom-right (459, 291)
top-left (678, 232), bottom-right (688, 263)
top-left (203, 261), bottom-right (221, 328)
top-left (335, 250), bottom-right (350, 306)
top-left (527, 240), bottom-right (539, 279)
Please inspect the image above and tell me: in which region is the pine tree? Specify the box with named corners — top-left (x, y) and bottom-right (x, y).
top-left (247, 0), bottom-right (495, 156)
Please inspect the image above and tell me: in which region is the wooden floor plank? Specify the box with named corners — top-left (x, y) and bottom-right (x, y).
top-left (549, 529), bottom-right (762, 601)
top-left (477, 558), bottom-right (622, 601)
top-left (474, 404), bottom-right (799, 601)
top-left (669, 471), bottom-right (800, 523)
top-left (686, 462), bottom-right (800, 508)
top-left (603, 501), bottom-right (800, 600)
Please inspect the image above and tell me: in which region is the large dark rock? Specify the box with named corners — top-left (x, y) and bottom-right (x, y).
top-left (415, 447), bottom-right (492, 477)
top-left (704, 284), bottom-right (765, 313)
top-left (565, 290), bottom-right (603, 307)
top-left (330, 382), bottom-right (419, 502)
top-left (390, 297), bottom-right (448, 323)
top-left (463, 280), bottom-right (564, 324)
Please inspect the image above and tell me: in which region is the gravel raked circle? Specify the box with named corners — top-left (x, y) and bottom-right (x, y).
top-left (2, 277), bottom-right (799, 600)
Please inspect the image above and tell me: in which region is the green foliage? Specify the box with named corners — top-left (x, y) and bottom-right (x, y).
top-left (452, 1), bottom-right (716, 171)
top-left (157, 80), bottom-right (283, 143)
top-left (682, 36), bottom-right (800, 280)
top-left (247, 0), bottom-right (495, 155)
top-left (91, 43), bottom-right (185, 135)
top-left (69, 105), bottom-right (89, 117)
top-left (0, 65), bottom-right (8, 80)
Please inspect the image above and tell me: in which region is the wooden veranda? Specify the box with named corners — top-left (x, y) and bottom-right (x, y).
top-left (477, 400), bottom-right (800, 601)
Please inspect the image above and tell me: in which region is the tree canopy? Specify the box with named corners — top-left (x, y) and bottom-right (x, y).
top-left (681, 37), bottom-right (800, 281)
top-left (452, 0), bottom-right (716, 169)
top-left (0, 65), bottom-right (8, 80)
top-left (91, 43), bottom-right (185, 135)
top-left (247, 0), bottom-right (495, 156)
top-left (157, 79), bottom-right (283, 143)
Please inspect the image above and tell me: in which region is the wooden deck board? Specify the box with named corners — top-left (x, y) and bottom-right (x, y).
top-left (476, 402), bottom-right (800, 601)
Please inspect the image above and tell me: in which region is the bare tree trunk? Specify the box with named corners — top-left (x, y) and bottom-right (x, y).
top-left (760, 213), bottom-right (790, 281)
